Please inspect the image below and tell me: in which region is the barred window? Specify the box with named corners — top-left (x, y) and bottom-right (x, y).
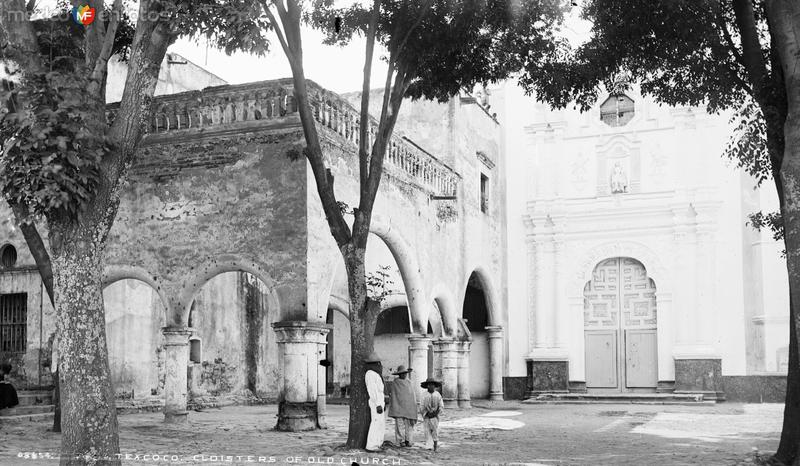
top-left (0, 293), bottom-right (26, 353)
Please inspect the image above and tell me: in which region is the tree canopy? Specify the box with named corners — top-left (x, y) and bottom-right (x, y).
top-left (522, 0), bottom-right (782, 186)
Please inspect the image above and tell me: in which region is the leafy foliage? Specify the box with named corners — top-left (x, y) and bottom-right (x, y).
top-left (521, 0), bottom-right (754, 113)
top-left (725, 99), bottom-right (771, 186)
top-left (175, 0), bottom-right (273, 56)
top-left (0, 70), bottom-right (108, 219)
top-left (309, 0), bottom-right (567, 102)
top-left (748, 210), bottom-right (784, 243)
top-left (366, 264), bottom-right (395, 301)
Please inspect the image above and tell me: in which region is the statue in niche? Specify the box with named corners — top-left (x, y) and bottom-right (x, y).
top-left (610, 162), bottom-right (628, 193)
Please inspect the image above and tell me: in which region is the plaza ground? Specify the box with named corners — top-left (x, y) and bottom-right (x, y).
top-left (0, 401), bottom-right (783, 465)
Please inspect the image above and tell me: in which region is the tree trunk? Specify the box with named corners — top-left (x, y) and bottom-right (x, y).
top-left (776, 297), bottom-right (800, 464)
top-left (51, 224), bottom-right (120, 466)
top-left (776, 118), bottom-right (800, 466)
top-left (343, 247), bottom-right (379, 449)
top-left (52, 368), bottom-right (61, 433)
top-left (764, 3), bottom-right (800, 463)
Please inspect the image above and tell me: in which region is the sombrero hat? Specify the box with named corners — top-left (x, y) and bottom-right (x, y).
top-left (420, 377), bottom-right (442, 388)
top-left (392, 365), bottom-right (412, 375)
top-left (364, 352), bottom-right (381, 363)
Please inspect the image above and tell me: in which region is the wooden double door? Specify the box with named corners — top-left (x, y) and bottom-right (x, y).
top-left (583, 258), bottom-right (658, 391)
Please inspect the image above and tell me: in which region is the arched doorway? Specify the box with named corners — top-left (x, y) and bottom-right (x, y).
top-left (103, 278), bottom-right (167, 400)
top-left (583, 257), bottom-right (657, 392)
top-left (187, 271), bottom-right (278, 399)
top-left (325, 306), bottom-right (350, 397)
top-left (463, 272), bottom-right (490, 398)
top-left (374, 305), bottom-right (412, 374)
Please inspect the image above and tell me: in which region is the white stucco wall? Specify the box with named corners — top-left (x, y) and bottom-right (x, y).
top-left (504, 82), bottom-right (790, 384)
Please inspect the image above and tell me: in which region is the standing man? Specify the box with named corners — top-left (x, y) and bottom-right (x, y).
top-left (388, 365), bottom-right (417, 447)
top-left (420, 377), bottom-right (443, 452)
top-left (364, 352), bottom-right (386, 452)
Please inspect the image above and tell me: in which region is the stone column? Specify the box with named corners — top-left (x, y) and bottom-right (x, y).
top-left (456, 340), bottom-right (472, 408)
top-left (408, 334), bottom-right (431, 398)
top-left (162, 327), bottom-right (192, 424)
top-left (486, 326), bottom-right (504, 401)
top-left (432, 339), bottom-right (459, 408)
top-left (272, 321), bottom-right (331, 431)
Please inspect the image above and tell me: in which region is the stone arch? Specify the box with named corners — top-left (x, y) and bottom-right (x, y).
top-left (459, 266), bottom-right (499, 327)
top-left (175, 255), bottom-right (280, 325)
top-left (429, 284), bottom-right (457, 337)
top-left (103, 265), bottom-right (172, 318)
top-left (369, 217), bottom-right (427, 334)
top-left (328, 294), bottom-right (349, 318)
top-left (101, 265), bottom-right (170, 400)
top-left (570, 241), bottom-right (669, 298)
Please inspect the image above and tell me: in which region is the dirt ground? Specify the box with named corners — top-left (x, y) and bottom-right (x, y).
top-left (0, 400), bottom-right (783, 465)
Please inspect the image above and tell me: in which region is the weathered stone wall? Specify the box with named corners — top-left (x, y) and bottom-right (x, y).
top-left (106, 117), bottom-right (309, 324)
top-left (0, 268), bottom-right (55, 388)
top-left (104, 279), bottom-right (166, 399)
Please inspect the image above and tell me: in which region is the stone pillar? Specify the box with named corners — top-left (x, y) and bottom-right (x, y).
top-left (272, 321), bottom-right (331, 431)
top-left (408, 334), bottom-right (431, 398)
top-left (432, 339), bottom-right (459, 408)
top-left (162, 327), bottom-right (192, 424)
top-left (315, 336), bottom-right (328, 429)
top-left (456, 340), bottom-right (472, 408)
top-left (534, 240), bottom-right (555, 348)
top-left (486, 326), bottom-right (504, 401)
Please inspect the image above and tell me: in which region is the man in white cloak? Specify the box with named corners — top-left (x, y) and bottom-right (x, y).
top-left (364, 352), bottom-right (386, 452)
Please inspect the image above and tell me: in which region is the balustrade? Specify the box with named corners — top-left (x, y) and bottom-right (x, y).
top-left (113, 79), bottom-right (459, 196)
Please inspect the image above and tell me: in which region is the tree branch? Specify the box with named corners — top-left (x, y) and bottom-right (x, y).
top-left (260, 0), bottom-right (292, 66)
top-left (107, 0), bottom-right (173, 180)
top-left (365, 62), bottom-right (409, 204)
top-left (81, 0), bottom-right (108, 70)
top-left (717, 5), bottom-right (746, 69)
top-left (9, 202), bottom-right (54, 306)
top-left (88, 0), bottom-right (123, 98)
top-left (391, 0), bottom-right (433, 59)
top-left (272, 0), bottom-right (351, 246)
top-left (358, 0), bottom-right (381, 194)
top-left (731, 0), bottom-right (770, 101)
top-left (0, 0), bottom-right (45, 74)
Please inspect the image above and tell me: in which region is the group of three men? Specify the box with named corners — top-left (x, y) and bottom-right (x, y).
top-left (363, 352), bottom-right (443, 453)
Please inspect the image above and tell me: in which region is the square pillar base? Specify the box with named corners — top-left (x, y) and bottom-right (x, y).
top-left (164, 411), bottom-right (189, 424)
top-left (674, 358), bottom-right (725, 401)
top-left (526, 359), bottom-right (569, 396)
top-left (276, 401), bottom-right (319, 431)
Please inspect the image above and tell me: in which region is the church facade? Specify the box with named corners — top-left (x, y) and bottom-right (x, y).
top-left (502, 84), bottom-right (789, 400)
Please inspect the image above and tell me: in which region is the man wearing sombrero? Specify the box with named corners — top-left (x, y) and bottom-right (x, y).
top-left (420, 377), bottom-right (443, 452)
top-left (364, 352), bottom-right (386, 452)
top-left (388, 365), bottom-right (417, 447)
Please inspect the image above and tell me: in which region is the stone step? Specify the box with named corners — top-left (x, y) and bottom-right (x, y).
top-left (0, 404), bottom-right (55, 416)
top-left (0, 412), bottom-right (53, 422)
top-left (523, 393), bottom-right (714, 405)
top-left (17, 392), bottom-right (53, 406)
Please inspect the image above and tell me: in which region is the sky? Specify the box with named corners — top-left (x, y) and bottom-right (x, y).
top-left (29, 0), bottom-right (591, 94)
top-left (168, 5), bottom-right (591, 93)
